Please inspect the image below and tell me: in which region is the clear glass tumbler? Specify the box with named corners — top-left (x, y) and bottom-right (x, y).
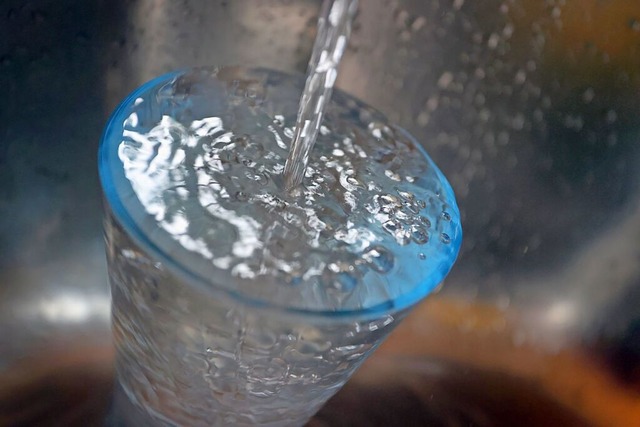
top-left (99, 67), bottom-right (461, 426)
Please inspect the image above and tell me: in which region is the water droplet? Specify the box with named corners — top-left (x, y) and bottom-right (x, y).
top-left (411, 16), bottom-right (427, 32)
top-left (487, 33), bottom-right (500, 49)
top-left (440, 233), bottom-right (451, 244)
top-left (437, 71), bottom-right (454, 89)
top-left (362, 245), bottom-right (394, 273)
top-left (418, 253), bottom-right (426, 260)
top-left (582, 88), bottom-right (595, 103)
top-left (441, 211), bottom-right (451, 221)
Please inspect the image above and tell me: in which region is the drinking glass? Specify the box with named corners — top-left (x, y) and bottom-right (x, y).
top-left (99, 66), bottom-right (461, 426)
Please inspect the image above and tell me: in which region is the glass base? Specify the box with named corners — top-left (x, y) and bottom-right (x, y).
top-left (106, 382), bottom-right (175, 427)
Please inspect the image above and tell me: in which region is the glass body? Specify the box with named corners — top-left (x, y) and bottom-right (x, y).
top-left (105, 211), bottom-right (407, 426)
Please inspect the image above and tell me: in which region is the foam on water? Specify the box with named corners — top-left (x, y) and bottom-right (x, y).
top-left (101, 67), bottom-right (461, 313)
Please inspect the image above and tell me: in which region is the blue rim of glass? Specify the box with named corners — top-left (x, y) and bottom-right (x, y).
top-left (99, 67), bottom-right (463, 321)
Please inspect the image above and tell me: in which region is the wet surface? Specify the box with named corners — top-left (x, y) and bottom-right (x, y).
top-left (2, 0), bottom-right (640, 425)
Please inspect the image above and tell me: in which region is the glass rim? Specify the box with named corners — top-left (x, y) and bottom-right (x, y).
top-left (98, 66), bottom-right (463, 321)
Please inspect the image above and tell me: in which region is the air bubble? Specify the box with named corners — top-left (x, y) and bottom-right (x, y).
top-left (440, 233), bottom-right (451, 244)
top-left (416, 216), bottom-right (431, 228)
top-left (395, 210), bottom-right (410, 223)
top-left (273, 115), bottom-right (285, 127)
top-left (394, 229), bottom-right (411, 246)
top-left (403, 201), bottom-right (421, 215)
top-left (380, 194), bottom-right (401, 206)
top-left (411, 225), bottom-right (429, 244)
top-left (441, 211), bottom-right (451, 221)
top-left (323, 265), bottom-right (359, 293)
top-left (397, 190), bottom-right (414, 201)
top-left (242, 158), bottom-right (256, 168)
top-left (244, 142), bottom-right (264, 157)
top-left (339, 169), bottom-right (364, 191)
top-left (235, 191), bottom-right (249, 202)
top-left (383, 220), bottom-right (400, 233)
top-left (233, 135), bottom-right (250, 146)
top-left (385, 170), bottom-right (402, 181)
top-left (362, 246), bottom-right (394, 273)
top-left (346, 176), bottom-right (362, 187)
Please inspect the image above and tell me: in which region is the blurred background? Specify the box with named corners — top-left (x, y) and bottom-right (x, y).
top-left (1, 0), bottom-right (640, 425)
